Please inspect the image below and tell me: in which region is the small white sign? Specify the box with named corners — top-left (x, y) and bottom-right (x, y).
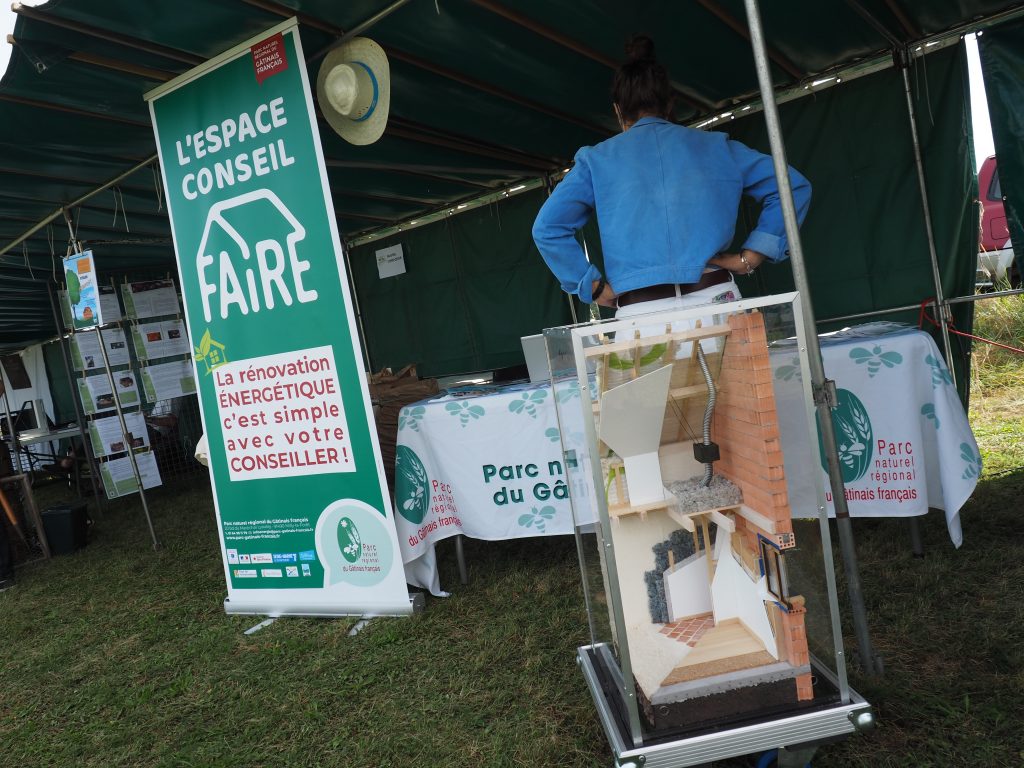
top-left (375, 244), bottom-right (406, 279)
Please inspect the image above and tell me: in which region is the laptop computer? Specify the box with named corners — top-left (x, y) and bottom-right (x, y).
top-left (520, 334), bottom-right (551, 384)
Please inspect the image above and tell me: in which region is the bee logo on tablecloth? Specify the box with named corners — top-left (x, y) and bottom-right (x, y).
top-left (817, 389), bottom-right (873, 482)
top-left (395, 444), bottom-right (429, 524)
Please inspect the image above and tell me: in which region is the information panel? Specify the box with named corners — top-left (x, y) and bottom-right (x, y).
top-left (121, 279), bottom-right (181, 320)
top-left (141, 359), bottom-right (197, 402)
top-left (71, 328), bottom-right (130, 371)
top-left (88, 411), bottom-right (150, 457)
top-left (147, 20), bottom-right (410, 616)
top-left (101, 451), bottom-right (163, 498)
top-left (78, 370), bottom-right (141, 414)
top-left (130, 320), bottom-right (191, 361)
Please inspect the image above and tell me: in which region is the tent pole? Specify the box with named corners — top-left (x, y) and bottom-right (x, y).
top-left (310, 0), bottom-right (414, 62)
top-left (0, 156), bottom-right (158, 260)
top-left (742, 0), bottom-right (880, 676)
top-left (339, 238), bottom-right (373, 373)
top-left (898, 54), bottom-right (957, 389)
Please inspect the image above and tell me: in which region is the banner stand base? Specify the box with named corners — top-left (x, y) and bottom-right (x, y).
top-left (223, 593), bottom-right (424, 618)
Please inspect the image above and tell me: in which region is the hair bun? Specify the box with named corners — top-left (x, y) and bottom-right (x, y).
top-left (624, 35), bottom-right (656, 63)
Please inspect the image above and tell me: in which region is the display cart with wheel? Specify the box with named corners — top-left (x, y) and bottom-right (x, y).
top-left (545, 292), bottom-right (874, 767)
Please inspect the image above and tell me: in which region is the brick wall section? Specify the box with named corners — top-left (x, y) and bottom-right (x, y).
top-left (779, 599), bottom-right (813, 701)
top-left (713, 311), bottom-right (814, 702)
top-left (795, 673), bottom-right (815, 701)
top-left (712, 311), bottom-right (792, 531)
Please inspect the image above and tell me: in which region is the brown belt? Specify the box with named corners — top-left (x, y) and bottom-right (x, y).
top-left (616, 270), bottom-right (732, 307)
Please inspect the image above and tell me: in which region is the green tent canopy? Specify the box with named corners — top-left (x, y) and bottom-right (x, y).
top-left (0, 0), bottom-right (1021, 365)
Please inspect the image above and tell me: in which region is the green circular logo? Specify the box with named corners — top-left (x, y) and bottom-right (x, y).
top-left (817, 389), bottom-right (873, 482)
top-left (395, 444), bottom-right (429, 524)
top-left (337, 517), bottom-right (362, 563)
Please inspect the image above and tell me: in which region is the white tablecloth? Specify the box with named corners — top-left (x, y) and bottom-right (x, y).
top-left (396, 325), bottom-right (979, 595)
top-left (395, 381), bottom-right (579, 595)
top-left (774, 325), bottom-right (979, 546)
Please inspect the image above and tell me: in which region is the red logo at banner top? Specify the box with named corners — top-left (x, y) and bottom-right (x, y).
top-left (252, 33), bottom-right (288, 84)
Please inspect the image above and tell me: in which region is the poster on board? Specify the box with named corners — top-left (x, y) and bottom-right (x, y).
top-left (70, 328), bottom-right (131, 371)
top-left (100, 451), bottom-right (163, 498)
top-left (141, 359), bottom-right (197, 402)
top-left (59, 285), bottom-right (122, 329)
top-left (78, 370), bottom-right (141, 415)
top-left (63, 251), bottom-right (103, 330)
top-left (121, 279), bottom-right (181, 319)
top-left (88, 411), bottom-right (150, 457)
top-left (146, 20), bottom-right (411, 617)
top-left (130, 320), bottom-right (191, 361)
top-left (99, 285), bottom-right (123, 324)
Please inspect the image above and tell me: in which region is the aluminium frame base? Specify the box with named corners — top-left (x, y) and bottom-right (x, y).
top-left (578, 644), bottom-right (873, 768)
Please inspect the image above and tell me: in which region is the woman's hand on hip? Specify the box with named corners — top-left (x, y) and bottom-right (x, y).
top-left (591, 279), bottom-right (618, 307)
top-left (709, 249), bottom-right (766, 275)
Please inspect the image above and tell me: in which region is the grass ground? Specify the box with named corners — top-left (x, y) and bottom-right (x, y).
top-left (1, 297), bottom-right (1022, 767)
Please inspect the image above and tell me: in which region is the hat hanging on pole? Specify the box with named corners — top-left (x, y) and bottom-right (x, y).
top-left (316, 37), bottom-right (391, 146)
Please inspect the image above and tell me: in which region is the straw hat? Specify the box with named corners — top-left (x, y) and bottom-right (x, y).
top-left (316, 37), bottom-right (391, 146)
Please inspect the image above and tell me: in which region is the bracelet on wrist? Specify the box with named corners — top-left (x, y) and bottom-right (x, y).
top-left (739, 253), bottom-right (755, 274)
top-left (591, 277), bottom-right (607, 302)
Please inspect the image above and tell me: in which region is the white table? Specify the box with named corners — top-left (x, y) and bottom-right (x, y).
top-left (3, 424), bottom-right (83, 474)
top-left (396, 325), bottom-right (979, 595)
top-left (773, 324), bottom-right (978, 547)
top-left (394, 380), bottom-right (577, 595)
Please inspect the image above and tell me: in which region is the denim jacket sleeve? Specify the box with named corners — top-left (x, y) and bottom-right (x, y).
top-left (727, 139), bottom-right (812, 262)
top-left (532, 148), bottom-right (603, 300)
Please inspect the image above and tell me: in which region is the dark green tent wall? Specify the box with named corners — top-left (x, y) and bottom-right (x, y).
top-left (348, 45), bottom-right (976, 387)
top-left (978, 19), bottom-right (1024, 277)
top-left (726, 43), bottom-right (977, 392)
top-left (348, 189), bottom-right (572, 378)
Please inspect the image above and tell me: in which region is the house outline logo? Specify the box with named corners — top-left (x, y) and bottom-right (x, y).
top-left (195, 188), bottom-right (316, 322)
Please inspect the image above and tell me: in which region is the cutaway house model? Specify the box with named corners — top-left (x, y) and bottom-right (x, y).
top-left (593, 309), bottom-right (810, 729)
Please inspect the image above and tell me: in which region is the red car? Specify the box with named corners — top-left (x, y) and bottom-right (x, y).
top-left (977, 155), bottom-right (1017, 285)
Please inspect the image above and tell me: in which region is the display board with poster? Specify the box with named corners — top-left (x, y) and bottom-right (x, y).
top-left (78, 370), bottom-right (141, 415)
top-left (100, 451), bottom-right (162, 498)
top-left (58, 285), bottom-right (122, 330)
top-left (99, 286), bottom-right (123, 324)
top-left (121, 279), bottom-right (181, 320)
top-left (70, 328), bottom-right (131, 371)
top-left (88, 411), bottom-right (150, 457)
top-left (61, 253), bottom-right (165, 532)
top-left (130, 320), bottom-right (191, 361)
top-left (140, 359), bottom-right (197, 401)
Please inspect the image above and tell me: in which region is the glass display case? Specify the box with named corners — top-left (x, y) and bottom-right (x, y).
top-left (545, 293), bottom-right (873, 766)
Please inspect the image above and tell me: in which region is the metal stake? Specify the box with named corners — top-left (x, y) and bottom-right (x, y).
top-left (742, 0), bottom-right (880, 676)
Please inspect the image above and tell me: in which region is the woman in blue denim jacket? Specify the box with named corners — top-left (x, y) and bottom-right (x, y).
top-left (532, 35), bottom-right (811, 315)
